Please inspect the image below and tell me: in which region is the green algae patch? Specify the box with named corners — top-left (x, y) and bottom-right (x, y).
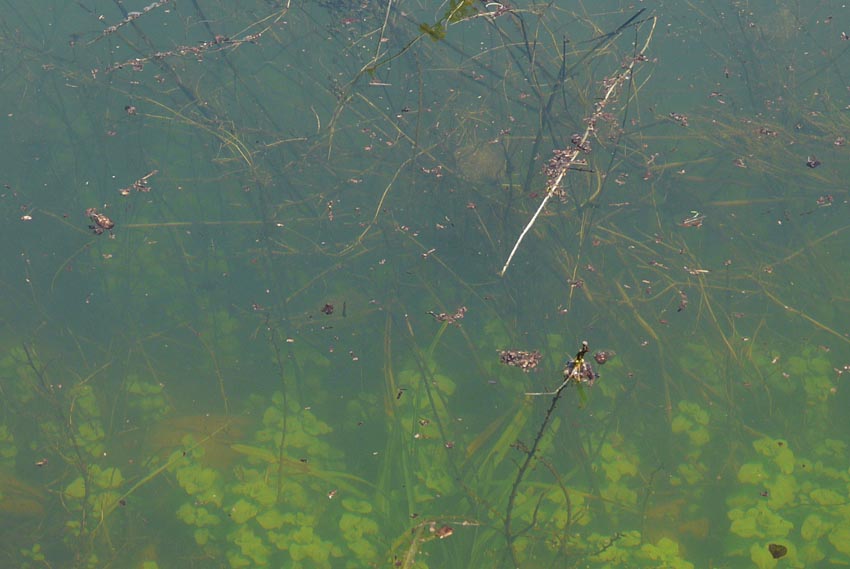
top-left (676, 462), bottom-right (704, 485)
top-left (829, 523), bottom-right (850, 555)
top-left (90, 465), bottom-right (124, 490)
top-left (341, 498), bottom-right (373, 515)
top-left (801, 514), bottom-right (831, 542)
top-left (599, 441), bottom-right (638, 483)
top-left (636, 537), bottom-right (694, 569)
top-left (228, 499), bottom-right (259, 524)
top-left (749, 542), bottom-right (779, 569)
top-left (765, 473), bottom-right (796, 510)
top-left (809, 488), bottom-right (844, 506)
top-left (729, 503), bottom-right (793, 539)
top-left (753, 437), bottom-right (795, 474)
top-left (671, 400), bottom-right (711, 447)
top-left (176, 503), bottom-right (220, 527)
top-left (737, 462), bottom-right (769, 485)
top-left (255, 509), bottom-right (286, 530)
top-left (230, 525), bottom-right (270, 565)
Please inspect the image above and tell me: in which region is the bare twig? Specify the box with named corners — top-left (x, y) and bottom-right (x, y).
top-left (499, 17), bottom-right (657, 277)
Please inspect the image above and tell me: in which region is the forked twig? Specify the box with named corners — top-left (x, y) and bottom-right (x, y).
top-left (504, 341), bottom-right (596, 565)
top-left (499, 16), bottom-right (657, 277)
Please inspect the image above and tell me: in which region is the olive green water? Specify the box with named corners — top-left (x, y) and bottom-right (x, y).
top-left (1, 1), bottom-right (849, 567)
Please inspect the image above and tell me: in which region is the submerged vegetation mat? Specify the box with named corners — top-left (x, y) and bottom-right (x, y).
top-left (1, 0), bottom-right (850, 567)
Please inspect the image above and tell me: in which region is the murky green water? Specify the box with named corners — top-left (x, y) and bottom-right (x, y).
top-left (1, 1), bottom-right (849, 567)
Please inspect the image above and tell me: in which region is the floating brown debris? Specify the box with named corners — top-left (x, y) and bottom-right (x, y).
top-left (593, 350), bottom-right (616, 365)
top-left (677, 289), bottom-right (689, 312)
top-left (669, 112), bottom-right (689, 127)
top-left (321, 303), bottom-right (334, 315)
top-left (97, 30), bottom-right (263, 75)
top-left (499, 349), bottom-right (541, 372)
top-left (119, 170), bottom-right (158, 196)
top-left (85, 207), bottom-right (115, 235)
top-left (427, 306), bottom-right (467, 325)
top-left (817, 194), bottom-right (833, 207)
top-left (679, 211), bottom-right (705, 228)
top-left (564, 342), bottom-right (598, 385)
top-left (768, 543), bottom-right (787, 559)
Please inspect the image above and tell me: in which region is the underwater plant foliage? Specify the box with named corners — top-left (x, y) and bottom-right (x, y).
top-left (2, 0), bottom-right (850, 567)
